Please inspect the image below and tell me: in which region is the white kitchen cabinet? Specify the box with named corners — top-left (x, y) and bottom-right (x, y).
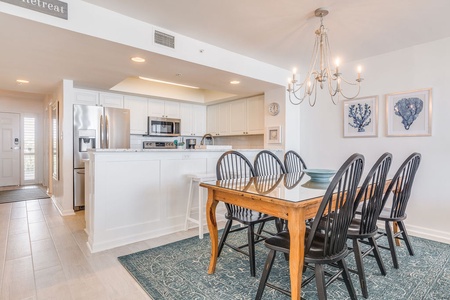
top-left (73, 89), bottom-right (124, 108)
top-left (206, 104), bottom-right (219, 135)
top-left (148, 99), bottom-right (180, 118)
top-left (246, 95), bottom-right (264, 134)
top-left (207, 102), bottom-right (230, 136)
top-left (180, 103), bottom-right (206, 136)
top-left (218, 102), bottom-right (230, 136)
top-left (229, 99), bottom-right (247, 135)
top-left (229, 96), bottom-right (264, 135)
top-left (124, 95), bottom-right (148, 134)
top-left (73, 89), bottom-right (99, 106)
top-left (99, 92), bottom-right (124, 108)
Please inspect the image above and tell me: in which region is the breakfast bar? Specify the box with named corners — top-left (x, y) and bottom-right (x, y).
top-left (84, 148), bottom-right (283, 252)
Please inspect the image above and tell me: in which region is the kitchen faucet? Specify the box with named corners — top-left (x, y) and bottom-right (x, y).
top-left (200, 133), bottom-right (215, 145)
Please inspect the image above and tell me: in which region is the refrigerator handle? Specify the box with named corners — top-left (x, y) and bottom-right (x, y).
top-left (105, 115), bottom-right (109, 148)
top-left (100, 114), bottom-right (104, 148)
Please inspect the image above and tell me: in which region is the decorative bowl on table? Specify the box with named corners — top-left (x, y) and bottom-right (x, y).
top-left (303, 169), bottom-right (336, 183)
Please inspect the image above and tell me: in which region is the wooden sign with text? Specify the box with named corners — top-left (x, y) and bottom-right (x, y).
top-left (1, 0), bottom-right (68, 20)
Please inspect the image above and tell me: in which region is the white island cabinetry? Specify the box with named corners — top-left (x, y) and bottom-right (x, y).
top-left (84, 149), bottom-right (281, 253)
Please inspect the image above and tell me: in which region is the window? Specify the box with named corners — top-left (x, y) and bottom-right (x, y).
top-left (23, 117), bottom-right (36, 181)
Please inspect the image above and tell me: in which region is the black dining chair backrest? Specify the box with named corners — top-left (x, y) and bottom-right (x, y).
top-left (306, 153), bottom-right (365, 258)
top-left (355, 152), bottom-right (393, 235)
top-left (381, 152), bottom-right (421, 219)
top-left (284, 150), bottom-right (307, 173)
top-left (216, 150), bottom-right (255, 180)
top-left (254, 150), bottom-right (286, 176)
top-left (215, 150), bottom-right (277, 277)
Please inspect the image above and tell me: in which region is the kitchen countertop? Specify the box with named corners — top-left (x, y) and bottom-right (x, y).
top-left (89, 148), bottom-right (279, 152)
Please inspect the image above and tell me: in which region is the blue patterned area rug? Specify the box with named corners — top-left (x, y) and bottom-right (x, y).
top-left (118, 224), bottom-right (450, 300)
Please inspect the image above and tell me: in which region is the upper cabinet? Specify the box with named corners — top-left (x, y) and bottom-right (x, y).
top-left (73, 89), bottom-right (99, 106)
top-left (73, 89), bottom-right (209, 137)
top-left (206, 105), bottom-right (219, 135)
top-left (229, 99), bottom-right (247, 135)
top-left (180, 103), bottom-right (206, 136)
top-left (148, 99), bottom-right (180, 118)
top-left (207, 95), bottom-right (264, 136)
top-left (207, 102), bottom-right (230, 136)
top-left (124, 95), bottom-right (148, 134)
top-left (245, 95), bottom-right (264, 134)
top-left (73, 89), bottom-right (124, 108)
top-left (99, 92), bottom-right (124, 108)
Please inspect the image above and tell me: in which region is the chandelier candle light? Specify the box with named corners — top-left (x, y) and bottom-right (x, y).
top-left (288, 8), bottom-right (363, 106)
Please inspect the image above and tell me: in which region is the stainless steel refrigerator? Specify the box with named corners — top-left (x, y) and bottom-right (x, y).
top-left (73, 104), bottom-right (130, 209)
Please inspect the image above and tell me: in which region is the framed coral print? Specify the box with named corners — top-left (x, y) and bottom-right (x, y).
top-left (386, 88), bottom-right (432, 136)
top-left (267, 126), bottom-right (282, 144)
top-left (343, 96), bottom-right (378, 137)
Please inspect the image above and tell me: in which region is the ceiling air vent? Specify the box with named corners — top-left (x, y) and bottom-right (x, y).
top-left (154, 30), bottom-right (175, 49)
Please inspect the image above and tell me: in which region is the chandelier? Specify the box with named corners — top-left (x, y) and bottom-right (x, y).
top-left (287, 8), bottom-right (363, 106)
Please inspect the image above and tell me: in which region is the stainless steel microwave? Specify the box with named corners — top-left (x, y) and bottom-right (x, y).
top-left (147, 117), bottom-right (181, 136)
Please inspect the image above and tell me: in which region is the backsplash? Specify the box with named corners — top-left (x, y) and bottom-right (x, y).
top-left (130, 134), bottom-right (263, 149)
top-left (214, 135), bottom-right (264, 149)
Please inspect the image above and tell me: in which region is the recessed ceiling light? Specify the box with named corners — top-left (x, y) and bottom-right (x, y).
top-left (16, 79), bottom-right (29, 84)
top-left (230, 80), bottom-right (240, 85)
top-left (138, 76), bottom-right (199, 89)
top-left (131, 57), bottom-right (146, 63)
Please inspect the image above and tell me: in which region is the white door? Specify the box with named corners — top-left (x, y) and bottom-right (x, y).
top-left (0, 113), bottom-right (20, 186)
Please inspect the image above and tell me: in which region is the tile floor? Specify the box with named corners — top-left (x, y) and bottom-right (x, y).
top-left (0, 196), bottom-right (202, 300)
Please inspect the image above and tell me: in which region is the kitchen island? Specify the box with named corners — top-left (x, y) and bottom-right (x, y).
top-left (84, 148), bottom-right (283, 252)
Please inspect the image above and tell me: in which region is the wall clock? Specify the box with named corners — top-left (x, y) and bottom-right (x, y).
top-left (268, 102), bottom-right (280, 116)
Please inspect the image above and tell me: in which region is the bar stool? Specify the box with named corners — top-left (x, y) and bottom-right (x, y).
top-left (184, 173), bottom-right (216, 239)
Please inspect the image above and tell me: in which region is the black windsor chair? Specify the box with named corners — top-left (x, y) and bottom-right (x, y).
top-left (375, 152), bottom-right (421, 269)
top-left (284, 150), bottom-right (307, 173)
top-left (254, 150), bottom-right (287, 233)
top-left (347, 153), bottom-right (392, 298)
top-left (254, 150), bottom-right (286, 176)
top-left (255, 153), bottom-right (365, 300)
top-left (216, 151), bottom-right (278, 277)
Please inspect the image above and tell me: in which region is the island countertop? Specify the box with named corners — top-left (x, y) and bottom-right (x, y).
top-left (88, 148), bottom-right (268, 152)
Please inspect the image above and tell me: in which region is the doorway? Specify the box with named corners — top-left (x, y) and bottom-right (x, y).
top-left (0, 112), bottom-right (20, 187)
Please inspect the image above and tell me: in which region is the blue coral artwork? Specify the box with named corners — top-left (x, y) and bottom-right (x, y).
top-left (348, 103), bottom-right (372, 132)
top-left (394, 97), bottom-right (423, 130)
top-left (343, 96), bottom-right (378, 137)
top-left (387, 88), bottom-right (432, 136)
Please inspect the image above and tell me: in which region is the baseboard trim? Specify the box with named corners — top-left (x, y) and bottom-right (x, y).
top-left (408, 224), bottom-right (450, 245)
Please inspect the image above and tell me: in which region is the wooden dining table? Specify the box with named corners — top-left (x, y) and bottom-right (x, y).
top-left (200, 172), bottom-right (331, 300)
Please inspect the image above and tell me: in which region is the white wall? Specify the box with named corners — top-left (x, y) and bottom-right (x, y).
top-left (49, 80), bottom-right (75, 216)
top-left (298, 37), bottom-right (450, 244)
top-left (265, 87), bottom-right (299, 151)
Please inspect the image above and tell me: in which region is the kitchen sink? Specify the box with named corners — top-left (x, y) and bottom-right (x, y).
top-left (195, 145), bottom-right (232, 150)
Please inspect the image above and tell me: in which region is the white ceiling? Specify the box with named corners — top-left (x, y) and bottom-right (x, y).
top-left (1, 0), bottom-right (450, 99)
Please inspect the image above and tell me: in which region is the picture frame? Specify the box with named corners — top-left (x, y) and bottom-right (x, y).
top-left (267, 126), bottom-right (282, 144)
top-left (386, 88), bottom-right (432, 136)
top-left (343, 96), bottom-right (378, 138)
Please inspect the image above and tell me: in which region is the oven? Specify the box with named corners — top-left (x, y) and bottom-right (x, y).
top-left (148, 117), bottom-right (181, 137)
